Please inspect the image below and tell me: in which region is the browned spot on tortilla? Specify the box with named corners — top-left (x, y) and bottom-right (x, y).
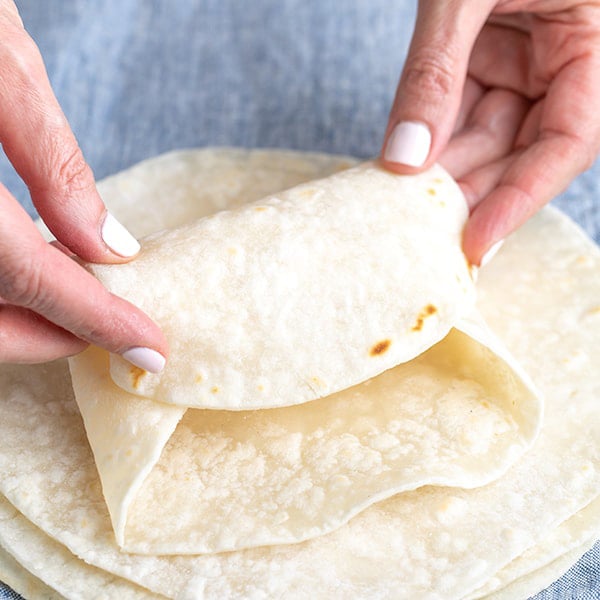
top-left (412, 304), bottom-right (438, 331)
top-left (299, 188), bottom-right (316, 198)
top-left (427, 188), bottom-right (436, 196)
top-left (433, 177), bottom-right (444, 184)
top-left (211, 386), bottom-right (219, 394)
top-left (587, 305), bottom-right (600, 315)
top-left (254, 206), bottom-right (267, 212)
top-left (130, 366), bottom-right (146, 389)
top-left (195, 374), bottom-right (203, 383)
top-left (257, 384), bottom-right (265, 392)
top-left (467, 262), bottom-right (476, 279)
top-left (228, 247), bottom-right (238, 255)
top-left (370, 339), bottom-right (391, 356)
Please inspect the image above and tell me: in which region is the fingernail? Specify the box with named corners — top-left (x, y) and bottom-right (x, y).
top-left (101, 213), bottom-right (140, 258)
top-left (384, 121), bottom-right (431, 167)
top-left (121, 347), bottom-right (166, 373)
top-left (480, 240), bottom-right (505, 268)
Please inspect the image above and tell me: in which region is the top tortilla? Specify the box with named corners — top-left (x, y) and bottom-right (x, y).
top-left (89, 160), bottom-right (476, 409)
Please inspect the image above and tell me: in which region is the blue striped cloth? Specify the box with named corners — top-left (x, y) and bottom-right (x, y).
top-left (1, 1), bottom-right (598, 598)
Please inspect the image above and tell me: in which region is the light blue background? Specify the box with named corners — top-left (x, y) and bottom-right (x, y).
top-left (1, 1), bottom-right (598, 598)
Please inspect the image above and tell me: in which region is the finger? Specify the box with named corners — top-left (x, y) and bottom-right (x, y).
top-left (464, 51), bottom-right (600, 264)
top-left (0, 184), bottom-right (168, 371)
top-left (0, 305), bottom-right (88, 363)
top-left (0, 1), bottom-right (22, 25)
top-left (381, 0), bottom-right (496, 172)
top-left (469, 23), bottom-right (546, 99)
top-left (0, 11), bottom-right (140, 262)
top-left (453, 77), bottom-right (485, 134)
top-left (49, 239), bottom-right (76, 257)
top-left (457, 154), bottom-right (516, 210)
top-left (463, 134), bottom-right (591, 264)
top-left (514, 99), bottom-right (543, 149)
top-left (439, 88), bottom-right (530, 179)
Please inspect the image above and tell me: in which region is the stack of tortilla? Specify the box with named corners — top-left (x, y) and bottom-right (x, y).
top-left (0, 148), bottom-right (598, 599)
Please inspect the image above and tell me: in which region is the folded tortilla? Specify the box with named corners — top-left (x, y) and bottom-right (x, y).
top-left (70, 314), bottom-right (539, 554)
top-left (90, 161), bottom-right (476, 409)
top-left (66, 154), bottom-right (540, 554)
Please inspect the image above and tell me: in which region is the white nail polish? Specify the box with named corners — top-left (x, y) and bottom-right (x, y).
top-left (480, 240), bottom-right (505, 268)
top-left (101, 213), bottom-right (141, 257)
top-left (384, 121), bottom-right (431, 167)
top-left (121, 347), bottom-right (166, 373)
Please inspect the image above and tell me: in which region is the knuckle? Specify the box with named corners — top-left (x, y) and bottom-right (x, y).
top-left (402, 51), bottom-right (457, 99)
top-left (560, 133), bottom-right (595, 173)
top-left (0, 255), bottom-right (46, 309)
top-left (52, 144), bottom-right (95, 196)
top-left (0, 22), bottom-right (41, 80)
top-left (575, 139), bottom-right (596, 172)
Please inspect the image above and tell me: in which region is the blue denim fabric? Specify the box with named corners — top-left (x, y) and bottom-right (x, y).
top-left (0, 585), bottom-right (21, 600)
top-left (1, 1), bottom-right (598, 598)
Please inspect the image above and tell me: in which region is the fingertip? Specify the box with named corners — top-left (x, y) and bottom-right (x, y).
top-left (479, 239), bottom-right (505, 268)
top-left (100, 212), bottom-right (141, 259)
top-left (121, 346), bottom-right (167, 374)
top-left (462, 205), bottom-right (505, 267)
top-left (382, 120), bottom-right (432, 169)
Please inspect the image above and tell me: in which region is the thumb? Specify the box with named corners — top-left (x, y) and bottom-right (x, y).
top-left (381, 0), bottom-right (495, 172)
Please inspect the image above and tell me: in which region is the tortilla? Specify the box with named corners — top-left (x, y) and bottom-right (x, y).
top-left (0, 149), bottom-right (597, 598)
top-left (64, 151), bottom-right (540, 554)
top-left (1, 488), bottom-right (597, 600)
top-left (0, 498), bottom-right (163, 600)
top-left (89, 161), bottom-right (476, 409)
top-left (70, 315), bottom-right (539, 554)
top-left (0, 543), bottom-right (64, 600)
top-left (467, 496), bottom-right (600, 598)
top-left (481, 540), bottom-right (599, 600)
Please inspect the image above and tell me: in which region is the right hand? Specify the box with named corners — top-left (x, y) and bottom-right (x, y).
top-left (381, 0), bottom-right (600, 265)
top-left (0, 1), bottom-right (167, 372)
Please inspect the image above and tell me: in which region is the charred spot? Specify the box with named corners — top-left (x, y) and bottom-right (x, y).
top-left (211, 386), bottom-right (219, 394)
top-left (412, 304), bottom-right (438, 331)
top-left (298, 187), bottom-right (317, 199)
top-left (427, 188), bottom-right (436, 196)
top-left (130, 366), bottom-right (146, 389)
top-left (370, 339), bottom-right (391, 356)
top-left (425, 304), bottom-right (437, 315)
top-left (254, 206), bottom-right (267, 212)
